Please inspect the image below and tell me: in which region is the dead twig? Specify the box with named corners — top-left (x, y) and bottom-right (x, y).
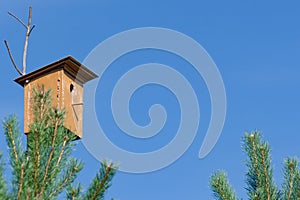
top-left (4, 40), bottom-right (23, 76)
top-left (5, 6), bottom-right (35, 76)
top-left (8, 11), bottom-right (27, 29)
top-left (22, 6), bottom-right (33, 75)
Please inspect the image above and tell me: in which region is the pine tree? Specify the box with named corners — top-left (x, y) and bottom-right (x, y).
top-left (210, 131), bottom-right (300, 200)
top-left (0, 86), bottom-right (116, 199)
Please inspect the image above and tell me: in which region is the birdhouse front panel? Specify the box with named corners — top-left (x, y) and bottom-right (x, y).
top-left (15, 56), bottom-right (98, 139)
top-left (23, 70), bottom-right (63, 134)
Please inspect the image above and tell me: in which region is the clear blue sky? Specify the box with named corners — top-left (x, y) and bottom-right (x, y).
top-left (1, 1), bottom-right (300, 199)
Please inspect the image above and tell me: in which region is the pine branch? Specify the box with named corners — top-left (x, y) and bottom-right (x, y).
top-left (32, 86), bottom-right (52, 124)
top-left (91, 164), bottom-right (112, 200)
top-left (211, 132), bottom-right (282, 200)
top-left (26, 86), bottom-right (52, 196)
top-left (282, 158), bottom-right (300, 200)
top-left (4, 121), bottom-right (19, 164)
top-left (46, 168), bottom-right (76, 199)
top-left (25, 190), bottom-right (31, 200)
top-left (0, 153), bottom-right (8, 199)
top-left (259, 145), bottom-right (271, 200)
top-left (297, 175), bottom-right (300, 199)
top-left (258, 143), bottom-right (278, 199)
top-left (39, 120), bottom-right (59, 196)
top-left (55, 135), bottom-right (68, 167)
top-left (66, 183), bottom-right (82, 200)
top-left (48, 134), bottom-right (69, 183)
top-left (243, 132), bottom-right (278, 199)
top-left (210, 171), bottom-right (237, 200)
top-left (2, 116), bottom-right (24, 197)
top-left (243, 132), bottom-right (265, 199)
top-left (250, 134), bottom-right (261, 188)
top-left (45, 159), bottom-right (83, 200)
top-left (33, 128), bottom-right (40, 196)
top-left (83, 162), bottom-right (117, 200)
top-left (16, 163), bottom-right (24, 200)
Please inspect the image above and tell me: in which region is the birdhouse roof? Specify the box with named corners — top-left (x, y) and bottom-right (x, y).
top-left (14, 56), bottom-right (98, 87)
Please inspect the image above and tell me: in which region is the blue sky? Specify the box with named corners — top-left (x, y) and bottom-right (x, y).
top-left (1, 1), bottom-right (300, 199)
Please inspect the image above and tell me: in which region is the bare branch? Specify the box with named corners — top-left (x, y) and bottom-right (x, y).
top-left (22, 6), bottom-right (33, 75)
top-left (6, 6), bottom-right (34, 76)
top-left (29, 25), bottom-right (35, 36)
top-left (7, 11), bottom-right (27, 29)
top-left (28, 7), bottom-right (32, 25)
top-left (4, 40), bottom-right (23, 76)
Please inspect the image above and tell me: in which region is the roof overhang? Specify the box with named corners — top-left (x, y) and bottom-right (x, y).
top-left (14, 56), bottom-right (98, 87)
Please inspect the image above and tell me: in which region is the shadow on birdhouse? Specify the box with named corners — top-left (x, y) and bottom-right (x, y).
top-left (14, 56), bottom-right (98, 139)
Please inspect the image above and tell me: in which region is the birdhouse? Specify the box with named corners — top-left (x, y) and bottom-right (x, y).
top-left (14, 56), bottom-right (98, 138)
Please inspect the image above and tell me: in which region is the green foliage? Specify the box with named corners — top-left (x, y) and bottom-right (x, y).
top-left (210, 171), bottom-right (237, 200)
top-left (82, 161), bottom-right (116, 200)
top-left (281, 158), bottom-right (300, 200)
top-left (66, 183), bottom-right (82, 200)
top-left (243, 132), bottom-right (278, 199)
top-left (210, 131), bottom-right (300, 200)
top-left (0, 153), bottom-right (8, 199)
top-left (0, 86), bottom-right (116, 199)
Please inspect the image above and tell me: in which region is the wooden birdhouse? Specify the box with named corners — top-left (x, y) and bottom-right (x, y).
top-left (14, 56), bottom-right (98, 138)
